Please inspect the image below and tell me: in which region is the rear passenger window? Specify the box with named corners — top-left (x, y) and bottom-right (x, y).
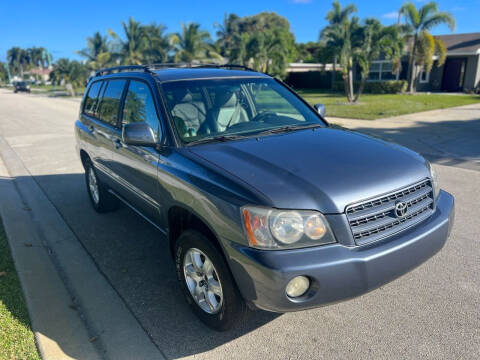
top-left (97, 80), bottom-right (126, 126)
top-left (122, 81), bottom-right (159, 133)
top-left (83, 81), bottom-right (103, 117)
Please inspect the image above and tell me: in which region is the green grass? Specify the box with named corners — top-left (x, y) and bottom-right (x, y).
top-left (0, 221), bottom-right (40, 360)
top-left (297, 90), bottom-right (480, 120)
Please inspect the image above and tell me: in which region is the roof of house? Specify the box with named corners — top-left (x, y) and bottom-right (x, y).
top-left (435, 32), bottom-right (480, 55)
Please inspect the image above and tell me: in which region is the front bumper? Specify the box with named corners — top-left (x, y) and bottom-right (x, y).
top-left (227, 190), bottom-right (454, 312)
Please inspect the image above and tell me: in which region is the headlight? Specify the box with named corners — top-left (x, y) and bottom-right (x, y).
top-left (427, 161), bottom-right (440, 199)
top-left (241, 206), bottom-right (336, 249)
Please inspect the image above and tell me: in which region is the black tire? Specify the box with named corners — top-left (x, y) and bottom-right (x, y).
top-left (84, 159), bottom-right (118, 213)
top-left (175, 230), bottom-right (247, 331)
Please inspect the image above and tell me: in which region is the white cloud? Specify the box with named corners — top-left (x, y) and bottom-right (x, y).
top-left (382, 11), bottom-right (399, 19)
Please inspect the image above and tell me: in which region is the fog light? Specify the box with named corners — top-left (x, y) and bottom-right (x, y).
top-left (286, 276), bottom-right (310, 298)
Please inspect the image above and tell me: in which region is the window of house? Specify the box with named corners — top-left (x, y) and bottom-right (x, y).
top-left (122, 81), bottom-right (159, 134)
top-left (419, 67), bottom-right (430, 83)
top-left (96, 79), bottom-right (126, 126)
top-left (368, 61), bottom-right (399, 81)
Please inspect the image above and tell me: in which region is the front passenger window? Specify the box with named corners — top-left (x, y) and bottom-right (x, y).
top-left (122, 81), bottom-right (159, 135)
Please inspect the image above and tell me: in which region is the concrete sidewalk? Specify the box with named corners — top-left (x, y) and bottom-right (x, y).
top-left (328, 102), bottom-right (480, 172)
top-left (0, 136), bottom-right (165, 360)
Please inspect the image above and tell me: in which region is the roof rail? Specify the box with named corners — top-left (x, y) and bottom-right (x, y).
top-left (147, 63), bottom-right (256, 72)
top-left (94, 65), bottom-right (151, 77)
top-left (90, 63), bottom-right (258, 82)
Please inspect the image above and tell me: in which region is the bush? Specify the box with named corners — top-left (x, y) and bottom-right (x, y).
top-left (333, 80), bottom-right (407, 94)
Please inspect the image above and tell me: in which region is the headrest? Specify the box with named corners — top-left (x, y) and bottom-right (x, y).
top-left (214, 90), bottom-right (237, 108)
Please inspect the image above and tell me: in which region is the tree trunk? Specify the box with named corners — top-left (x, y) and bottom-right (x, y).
top-left (354, 75), bottom-right (367, 102)
top-left (343, 74), bottom-right (350, 100)
top-left (331, 55), bottom-right (337, 90)
top-left (348, 67), bottom-right (354, 102)
top-left (407, 34), bottom-right (418, 94)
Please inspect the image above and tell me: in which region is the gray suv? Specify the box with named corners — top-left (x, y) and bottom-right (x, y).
top-left (75, 64), bottom-right (455, 330)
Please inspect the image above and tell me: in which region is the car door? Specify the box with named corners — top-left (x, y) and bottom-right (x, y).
top-left (111, 79), bottom-right (163, 225)
top-left (85, 79), bottom-right (127, 189)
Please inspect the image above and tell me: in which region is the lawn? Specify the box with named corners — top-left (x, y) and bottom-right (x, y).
top-left (297, 90), bottom-right (480, 120)
top-left (0, 221), bottom-right (40, 360)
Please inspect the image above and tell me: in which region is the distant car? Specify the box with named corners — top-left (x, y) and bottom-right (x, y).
top-left (13, 81), bottom-right (30, 93)
top-left (75, 64), bottom-right (454, 331)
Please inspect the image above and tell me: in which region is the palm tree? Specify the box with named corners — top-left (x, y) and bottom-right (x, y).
top-left (142, 23), bottom-right (170, 64)
top-left (7, 47), bottom-right (30, 78)
top-left (398, 1), bottom-right (455, 92)
top-left (322, 1), bottom-right (357, 90)
top-left (354, 20), bottom-right (404, 101)
top-left (322, 4), bottom-right (360, 102)
top-left (50, 58), bottom-right (89, 95)
top-left (170, 23), bottom-right (221, 63)
top-left (109, 18), bottom-right (148, 65)
top-left (77, 32), bottom-right (112, 70)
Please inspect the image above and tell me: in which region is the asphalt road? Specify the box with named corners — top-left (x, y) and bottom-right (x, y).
top-left (0, 89), bottom-right (479, 359)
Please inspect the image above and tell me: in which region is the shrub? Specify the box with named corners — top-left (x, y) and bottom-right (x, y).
top-left (333, 80), bottom-right (407, 94)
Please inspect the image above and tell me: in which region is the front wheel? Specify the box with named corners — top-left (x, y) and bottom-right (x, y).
top-left (175, 230), bottom-right (247, 331)
top-left (84, 159), bottom-right (118, 213)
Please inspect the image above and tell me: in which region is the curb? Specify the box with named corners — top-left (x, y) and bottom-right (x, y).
top-left (0, 135), bottom-right (165, 360)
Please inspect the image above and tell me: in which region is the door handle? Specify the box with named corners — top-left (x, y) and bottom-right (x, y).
top-left (114, 138), bottom-right (122, 149)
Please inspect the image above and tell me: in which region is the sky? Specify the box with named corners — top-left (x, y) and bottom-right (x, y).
top-left (1, 0), bottom-right (479, 62)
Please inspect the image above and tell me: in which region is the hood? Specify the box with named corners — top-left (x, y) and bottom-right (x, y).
top-left (187, 128), bottom-right (430, 213)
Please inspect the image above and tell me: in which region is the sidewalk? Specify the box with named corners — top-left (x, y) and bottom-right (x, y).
top-left (0, 136), bottom-right (164, 360)
top-left (328, 102), bottom-right (480, 172)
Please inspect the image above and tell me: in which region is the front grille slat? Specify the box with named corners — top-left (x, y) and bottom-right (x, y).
top-left (346, 179), bottom-right (434, 245)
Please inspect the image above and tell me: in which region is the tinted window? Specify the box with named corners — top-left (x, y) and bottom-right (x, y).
top-left (122, 81), bottom-right (159, 134)
top-left (97, 79), bottom-right (126, 126)
top-left (83, 81), bottom-right (103, 117)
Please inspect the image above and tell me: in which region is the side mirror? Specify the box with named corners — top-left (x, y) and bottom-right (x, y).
top-left (122, 122), bottom-right (157, 147)
top-left (314, 103), bottom-right (326, 118)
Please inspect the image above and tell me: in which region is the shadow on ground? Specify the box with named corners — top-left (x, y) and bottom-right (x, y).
top-left (341, 118), bottom-right (480, 171)
top-left (29, 172), bottom-right (279, 359)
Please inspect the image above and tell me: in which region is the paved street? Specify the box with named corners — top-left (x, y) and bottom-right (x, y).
top-left (332, 102), bottom-right (480, 172)
top-left (0, 88), bottom-right (479, 359)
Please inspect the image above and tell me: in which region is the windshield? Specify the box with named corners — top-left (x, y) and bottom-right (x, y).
top-left (161, 78), bottom-right (324, 144)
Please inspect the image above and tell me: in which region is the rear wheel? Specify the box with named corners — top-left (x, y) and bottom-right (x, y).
top-left (84, 159), bottom-right (118, 213)
top-left (175, 230), bottom-right (247, 331)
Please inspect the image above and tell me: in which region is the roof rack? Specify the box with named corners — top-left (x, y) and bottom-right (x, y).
top-left (147, 63), bottom-right (256, 72)
top-left (94, 65), bottom-right (151, 77)
top-left (91, 63), bottom-right (258, 81)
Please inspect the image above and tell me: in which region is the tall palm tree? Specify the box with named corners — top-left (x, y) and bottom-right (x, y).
top-left (7, 47), bottom-right (30, 78)
top-left (354, 20), bottom-right (404, 101)
top-left (77, 32), bottom-right (112, 70)
top-left (109, 18), bottom-right (148, 65)
top-left (398, 1), bottom-right (455, 92)
top-left (170, 23), bottom-right (221, 63)
top-left (142, 23), bottom-right (170, 64)
top-left (322, 2), bottom-right (360, 102)
top-left (321, 0), bottom-right (357, 90)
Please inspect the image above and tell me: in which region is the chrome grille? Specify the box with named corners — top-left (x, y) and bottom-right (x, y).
top-left (346, 179), bottom-right (434, 245)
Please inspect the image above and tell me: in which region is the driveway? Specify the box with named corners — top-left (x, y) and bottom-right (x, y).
top-left (0, 89), bottom-right (479, 359)
top-left (331, 102), bottom-right (480, 172)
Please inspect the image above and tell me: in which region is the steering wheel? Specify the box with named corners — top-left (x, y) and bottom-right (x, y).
top-left (251, 111), bottom-right (277, 123)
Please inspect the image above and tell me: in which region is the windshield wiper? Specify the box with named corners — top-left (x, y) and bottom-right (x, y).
top-left (255, 123), bottom-right (323, 136)
top-left (186, 134), bottom-right (246, 146)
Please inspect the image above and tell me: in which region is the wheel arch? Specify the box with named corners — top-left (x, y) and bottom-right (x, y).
top-left (167, 205), bottom-right (227, 261)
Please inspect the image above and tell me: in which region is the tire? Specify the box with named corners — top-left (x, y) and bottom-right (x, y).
top-left (84, 159), bottom-right (118, 213)
top-left (175, 230), bottom-right (247, 331)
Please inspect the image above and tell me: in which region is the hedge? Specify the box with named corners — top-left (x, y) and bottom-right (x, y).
top-left (333, 80), bottom-right (407, 94)
top-left (285, 71), bottom-right (343, 89)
